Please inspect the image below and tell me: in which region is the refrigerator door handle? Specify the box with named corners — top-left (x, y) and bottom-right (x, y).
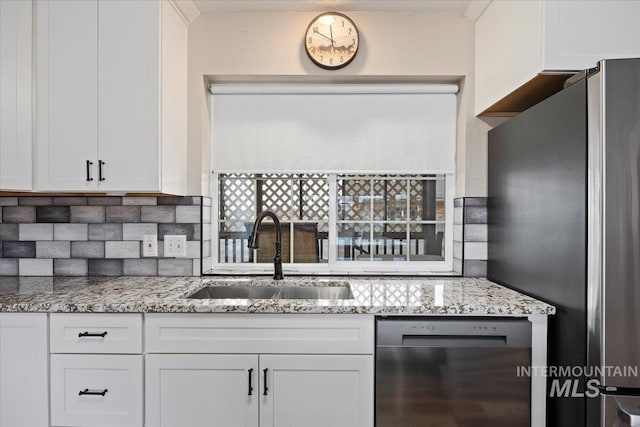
top-left (618, 402), bottom-right (640, 426)
top-left (598, 385), bottom-right (640, 397)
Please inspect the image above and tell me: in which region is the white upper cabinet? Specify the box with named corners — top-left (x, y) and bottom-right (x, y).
top-left (36, 0), bottom-right (187, 194)
top-left (475, 0), bottom-right (640, 116)
top-left (0, 0), bottom-right (33, 191)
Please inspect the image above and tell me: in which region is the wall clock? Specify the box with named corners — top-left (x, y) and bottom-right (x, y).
top-left (305, 12), bottom-right (359, 70)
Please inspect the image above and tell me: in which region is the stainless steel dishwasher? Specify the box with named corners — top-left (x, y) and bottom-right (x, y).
top-left (376, 317), bottom-right (531, 427)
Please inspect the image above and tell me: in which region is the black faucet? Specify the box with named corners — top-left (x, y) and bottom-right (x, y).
top-left (247, 210), bottom-right (283, 280)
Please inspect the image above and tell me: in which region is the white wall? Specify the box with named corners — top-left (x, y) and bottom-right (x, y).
top-left (187, 11), bottom-right (489, 197)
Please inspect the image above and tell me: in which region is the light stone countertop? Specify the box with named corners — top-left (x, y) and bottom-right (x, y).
top-left (0, 276), bottom-right (555, 315)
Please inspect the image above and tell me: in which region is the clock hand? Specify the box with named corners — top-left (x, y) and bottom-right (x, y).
top-left (313, 29), bottom-right (333, 43)
top-left (329, 25), bottom-right (335, 52)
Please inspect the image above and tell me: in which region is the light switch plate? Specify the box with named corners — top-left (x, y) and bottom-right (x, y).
top-left (164, 235), bottom-right (187, 258)
top-left (143, 235), bottom-right (158, 257)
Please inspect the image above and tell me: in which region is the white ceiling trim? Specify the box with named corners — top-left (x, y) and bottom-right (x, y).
top-left (464, 0), bottom-right (491, 22)
top-left (192, 0), bottom-right (473, 14)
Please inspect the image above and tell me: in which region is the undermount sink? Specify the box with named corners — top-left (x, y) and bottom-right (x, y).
top-left (187, 281), bottom-right (353, 300)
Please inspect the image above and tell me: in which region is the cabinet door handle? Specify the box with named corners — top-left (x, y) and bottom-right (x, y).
top-left (263, 368), bottom-right (269, 396)
top-left (78, 331), bottom-right (108, 338)
top-left (86, 160), bottom-right (94, 181)
top-left (98, 160), bottom-right (105, 181)
top-left (248, 368), bottom-right (254, 396)
top-left (79, 388), bottom-right (108, 397)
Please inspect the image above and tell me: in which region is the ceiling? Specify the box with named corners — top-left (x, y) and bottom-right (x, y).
top-left (191, 0), bottom-right (475, 14)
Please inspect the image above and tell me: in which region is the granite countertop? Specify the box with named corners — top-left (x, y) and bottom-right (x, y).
top-left (0, 276), bottom-right (555, 315)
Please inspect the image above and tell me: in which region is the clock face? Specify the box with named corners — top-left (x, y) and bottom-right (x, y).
top-left (305, 12), bottom-right (359, 70)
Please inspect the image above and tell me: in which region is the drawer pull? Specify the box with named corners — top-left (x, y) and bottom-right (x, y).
top-left (248, 368), bottom-right (254, 396)
top-left (79, 388), bottom-right (108, 397)
top-left (78, 331), bottom-right (108, 338)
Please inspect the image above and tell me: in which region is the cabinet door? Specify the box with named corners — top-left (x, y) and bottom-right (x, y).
top-left (0, 314), bottom-right (48, 427)
top-left (260, 355), bottom-right (374, 427)
top-left (97, 0), bottom-right (160, 192)
top-left (146, 354), bottom-right (259, 427)
top-left (0, 0), bottom-right (32, 191)
top-left (35, 0), bottom-right (98, 191)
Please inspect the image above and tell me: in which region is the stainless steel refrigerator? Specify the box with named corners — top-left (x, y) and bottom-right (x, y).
top-left (488, 58), bottom-right (640, 427)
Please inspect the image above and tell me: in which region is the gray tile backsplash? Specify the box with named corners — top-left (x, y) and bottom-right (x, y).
top-left (453, 197), bottom-right (488, 278)
top-left (0, 196), bottom-right (209, 277)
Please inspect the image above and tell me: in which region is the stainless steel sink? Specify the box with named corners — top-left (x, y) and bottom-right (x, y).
top-left (187, 281), bottom-right (353, 300)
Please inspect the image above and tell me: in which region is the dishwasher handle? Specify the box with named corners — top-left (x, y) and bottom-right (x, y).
top-left (376, 319), bottom-right (532, 348)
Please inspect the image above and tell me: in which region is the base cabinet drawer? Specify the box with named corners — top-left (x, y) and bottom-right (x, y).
top-left (50, 354), bottom-right (143, 427)
top-left (50, 313), bottom-right (142, 354)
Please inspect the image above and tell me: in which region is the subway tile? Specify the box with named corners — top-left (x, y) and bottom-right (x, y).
top-left (0, 206), bottom-right (2, 223)
top-left (158, 259), bottom-right (193, 276)
top-left (54, 259), bottom-right (88, 276)
top-left (464, 207), bottom-right (487, 224)
top-left (3, 241), bottom-right (36, 258)
top-left (122, 196), bottom-right (157, 206)
top-left (123, 259), bottom-right (158, 276)
top-left (464, 197), bottom-right (488, 207)
top-left (18, 197), bottom-right (52, 206)
top-left (36, 241), bottom-right (70, 258)
top-left (454, 198), bottom-right (463, 207)
top-left (88, 223), bottom-right (123, 241)
top-left (186, 241), bottom-right (200, 258)
top-left (71, 241), bottom-right (105, 258)
top-left (201, 257), bottom-right (212, 273)
top-left (18, 224), bottom-right (53, 240)
top-left (202, 197), bottom-right (212, 207)
top-left (0, 277), bottom-right (19, 290)
top-left (36, 206), bottom-right (70, 223)
top-left (463, 260), bottom-right (487, 277)
top-left (453, 257), bottom-right (463, 275)
top-left (176, 206), bottom-right (200, 223)
top-left (70, 206), bottom-right (105, 223)
top-left (192, 259), bottom-right (201, 276)
top-left (202, 206), bottom-right (212, 224)
top-left (453, 224), bottom-right (463, 243)
top-left (464, 242), bottom-right (488, 260)
top-left (464, 224), bottom-right (487, 242)
top-left (88, 197), bottom-right (122, 206)
top-left (141, 206), bottom-right (175, 223)
top-left (158, 223), bottom-right (194, 240)
top-left (105, 206), bottom-right (141, 223)
top-left (105, 241), bottom-right (140, 258)
top-left (2, 206), bottom-right (36, 223)
top-left (0, 197), bottom-right (18, 206)
top-left (54, 224), bottom-right (88, 241)
top-left (0, 259), bottom-right (18, 276)
top-left (201, 224), bottom-right (210, 241)
top-left (194, 224), bottom-right (201, 241)
top-left (157, 196), bottom-right (201, 205)
top-left (453, 207), bottom-right (463, 225)
top-left (202, 242), bottom-right (211, 258)
top-left (453, 240), bottom-right (463, 259)
top-left (53, 196), bottom-right (87, 206)
top-left (0, 224), bottom-right (19, 240)
top-left (123, 223), bottom-right (158, 241)
top-left (88, 259), bottom-right (123, 276)
top-left (19, 259), bottom-right (53, 276)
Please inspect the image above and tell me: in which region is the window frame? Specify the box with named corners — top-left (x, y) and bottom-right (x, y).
top-left (209, 171), bottom-right (455, 275)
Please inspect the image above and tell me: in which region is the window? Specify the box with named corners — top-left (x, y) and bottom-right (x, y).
top-left (213, 173), bottom-right (453, 274)
top-left (209, 83), bottom-right (457, 274)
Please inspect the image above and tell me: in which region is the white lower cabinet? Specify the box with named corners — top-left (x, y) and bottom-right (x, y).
top-left (145, 354), bottom-right (373, 427)
top-left (144, 314), bottom-right (375, 427)
top-left (0, 313), bottom-right (48, 427)
top-left (50, 355), bottom-right (143, 427)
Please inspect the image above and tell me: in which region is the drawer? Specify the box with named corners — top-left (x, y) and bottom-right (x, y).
top-left (50, 313), bottom-right (142, 354)
top-left (145, 313), bottom-right (374, 354)
top-left (50, 354), bottom-right (143, 427)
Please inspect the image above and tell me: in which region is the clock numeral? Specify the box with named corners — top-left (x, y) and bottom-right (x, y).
top-left (349, 28), bottom-right (352, 35)
top-left (308, 36), bottom-right (312, 44)
top-left (320, 56), bottom-right (323, 62)
top-left (352, 38), bottom-right (356, 44)
top-left (342, 20), bottom-right (345, 27)
top-left (340, 56), bottom-right (344, 63)
top-left (330, 58), bottom-right (333, 65)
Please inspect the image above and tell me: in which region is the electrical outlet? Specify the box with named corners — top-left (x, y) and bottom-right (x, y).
top-left (142, 235), bottom-right (158, 257)
top-left (164, 235), bottom-right (187, 258)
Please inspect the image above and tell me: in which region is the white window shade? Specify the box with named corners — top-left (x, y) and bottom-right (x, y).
top-left (210, 84), bottom-right (458, 173)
